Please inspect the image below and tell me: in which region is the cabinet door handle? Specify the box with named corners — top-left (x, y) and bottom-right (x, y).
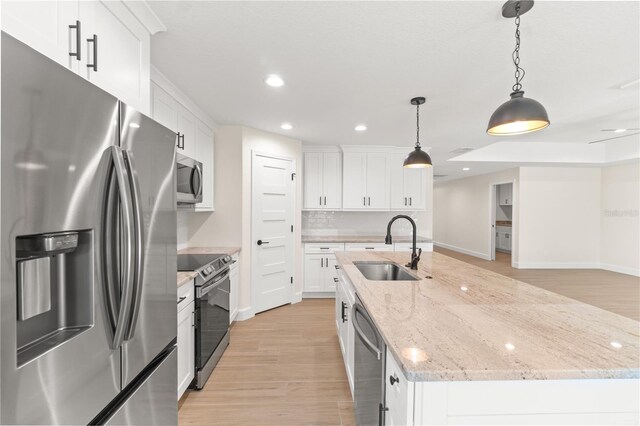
top-left (320, 258), bottom-right (324, 268)
top-left (341, 301), bottom-right (348, 322)
top-left (404, 197), bottom-right (407, 206)
top-left (180, 134), bottom-right (185, 149)
top-left (334, 264), bottom-right (340, 270)
top-left (177, 296), bottom-right (186, 304)
top-left (409, 197), bottom-right (412, 206)
top-left (363, 196), bottom-right (366, 206)
top-left (324, 196), bottom-right (326, 206)
top-left (319, 196), bottom-right (322, 206)
top-left (69, 20), bottom-right (81, 60)
top-left (333, 277), bottom-right (339, 283)
top-left (326, 257), bottom-right (329, 266)
top-left (86, 34), bottom-right (98, 71)
top-left (367, 197), bottom-right (371, 206)
top-left (389, 374), bottom-right (400, 385)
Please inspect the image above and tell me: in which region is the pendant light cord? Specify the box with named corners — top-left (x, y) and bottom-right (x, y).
top-left (416, 102), bottom-right (421, 148)
top-left (512, 4), bottom-right (525, 92)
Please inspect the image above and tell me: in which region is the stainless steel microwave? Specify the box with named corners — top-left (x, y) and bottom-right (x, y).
top-left (176, 153), bottom-right (203, 204)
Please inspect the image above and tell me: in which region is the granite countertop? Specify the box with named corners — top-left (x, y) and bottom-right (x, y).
top-left (176, 246), bottom-right (241, 287)
top-left (335, 251), bottom-right (639, 382)
top-left (302, 235), bottom-right (432, 243)
top-left (177, 271), bottom-right (198, 288)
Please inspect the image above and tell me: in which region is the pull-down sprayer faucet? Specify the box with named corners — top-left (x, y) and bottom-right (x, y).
top-left (384, 215), bottom-right (421, 270)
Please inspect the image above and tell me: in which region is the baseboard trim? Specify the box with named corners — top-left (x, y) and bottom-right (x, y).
top-left (433, 241), bottom-right (492, 261)
top-left (599, 263), bottom-right (640, 277)
top-left (235, 306), bottom-right (254, 321)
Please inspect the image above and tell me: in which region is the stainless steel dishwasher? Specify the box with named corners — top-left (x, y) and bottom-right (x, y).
top-left (352, 295), bottom-right (387, 426)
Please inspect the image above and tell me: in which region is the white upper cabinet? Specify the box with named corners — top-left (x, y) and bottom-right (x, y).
top-left (343, 150), bottom-right (390, 210)
top-left (151, 83), bottom-right (179, 132)
top-left (177, 105), bottom-right (197, 158)
top-left (195, 120), bottom-right (214, 211)
top-left (79, 1), bottom-right (150, 113)
top-left (390, 152), bottom-right (427, 210)
top-left (150, 68), bottom-right (217, 212)
top-left (498, 183), bottom-right (513, 206)
top-left (2, 0), bottom-right (157, 115)
top-left (1, 1), bottom-right (80, 72)
top-left (342, 152), bottom-right (368, 209)
top-left (303, 150), bottom-right (342, 210)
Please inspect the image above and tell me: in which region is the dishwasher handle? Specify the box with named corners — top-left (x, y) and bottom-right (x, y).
top-left (352, 303), bottom-right (382, 360)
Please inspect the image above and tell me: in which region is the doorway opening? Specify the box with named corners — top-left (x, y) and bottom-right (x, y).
top-left (490, 181), bottom-right (514, 265)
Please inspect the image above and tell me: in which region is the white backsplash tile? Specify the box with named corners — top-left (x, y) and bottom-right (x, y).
top-left (302, 210), bottom-right (429, 237)
top-left (177, 211), bottom-right (189, 250)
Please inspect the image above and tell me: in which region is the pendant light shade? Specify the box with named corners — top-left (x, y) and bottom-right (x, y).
top-left (488, 0), bottom-right (549, 136)
top-left (403, 96), bottom-right (432, 168)
top-left (403, 146), bottom-right (432, 168)
top-left (487, 90), bottom-right (550, 135)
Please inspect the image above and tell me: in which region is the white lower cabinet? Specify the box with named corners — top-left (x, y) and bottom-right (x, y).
top-left (177, 281), bottom-right (195, 400)
top-left (335, 270), bottom-right (355, 396)
top-left (303, 243), bottom-right (344, 296)
top-left (385, 349), bottom-right (414, 426)
top-left (229, 253), bottom-right (240, 323)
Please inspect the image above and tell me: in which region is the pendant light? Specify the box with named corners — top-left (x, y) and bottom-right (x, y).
top-left (487, 0), bottom-right (550, 136)
top-left (404, 97), bottom-right (432, 168)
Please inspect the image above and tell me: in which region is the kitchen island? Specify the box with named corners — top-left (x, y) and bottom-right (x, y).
top-left (335, 251), bottom-right (640, 425)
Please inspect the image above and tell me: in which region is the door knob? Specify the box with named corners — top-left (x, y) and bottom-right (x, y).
top-left (257, 240), bottom-right (269, 246)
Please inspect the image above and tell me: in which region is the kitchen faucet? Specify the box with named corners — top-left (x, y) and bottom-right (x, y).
top-left (384, 215), bottom-right (421, 270)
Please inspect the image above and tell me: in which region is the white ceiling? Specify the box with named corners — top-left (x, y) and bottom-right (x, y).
top-left (148, 1), bottom-right (640, 181)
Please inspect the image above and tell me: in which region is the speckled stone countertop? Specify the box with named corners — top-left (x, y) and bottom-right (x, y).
top-left (176, 246), bottom-right (241, 287)
top-left (335, 251), bottom-right (640, 382)
top-left (302, 235), bottom-right (432, 243)
top-left (177, 271), bottom-right (198, 288)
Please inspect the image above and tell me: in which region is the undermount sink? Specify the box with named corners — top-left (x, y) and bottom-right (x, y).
top-left (353, 261), bottom-right (419, 281)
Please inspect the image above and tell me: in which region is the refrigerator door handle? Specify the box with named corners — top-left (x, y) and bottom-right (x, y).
top-left (107, 146), bottom-right (136, 349)
top-left (123, 150), bottom-right (145, 341)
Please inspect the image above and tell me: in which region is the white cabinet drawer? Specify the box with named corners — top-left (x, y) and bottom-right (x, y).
top-left (305, 243), bottom-right (345, 254)
top-left (394, 242), bottom-right (433, 252)
top-left (344, 243), bottom-right (389, 251)
top-left (177, 280), bottom-right (194, 312)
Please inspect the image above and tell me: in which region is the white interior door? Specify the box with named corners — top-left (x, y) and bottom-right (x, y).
top-left (252, 152), bottom-right (295, 314)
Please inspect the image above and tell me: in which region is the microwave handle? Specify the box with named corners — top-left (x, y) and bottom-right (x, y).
top-left (193, 162), bottom-right (203, 198)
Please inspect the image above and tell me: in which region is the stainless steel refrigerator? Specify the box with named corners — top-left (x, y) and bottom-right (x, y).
top-left (1, 33), bottom-right (178, 425)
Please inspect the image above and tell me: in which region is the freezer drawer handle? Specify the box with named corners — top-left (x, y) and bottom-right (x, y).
top-left (341, 301), bottom-right (348, 322)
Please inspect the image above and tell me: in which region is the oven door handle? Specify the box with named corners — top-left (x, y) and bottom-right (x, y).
top-left (198, 270), bottom-right (230, 297)
top-left (352, 303), bottom-right (382, 360)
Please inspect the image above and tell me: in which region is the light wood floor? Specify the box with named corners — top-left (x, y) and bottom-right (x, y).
top-left (435, 247), bottom-right (640, 321)
top-left (178, 299), bottom-right (355, 425)
top-left (179, 250), bottom-right (640, 425)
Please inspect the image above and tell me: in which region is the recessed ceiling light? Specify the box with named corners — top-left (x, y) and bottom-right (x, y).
top-left (462, 167), bottom-right (470, 171)
top-left (613, 129), bottom-right (627, 133)
top-left (610, 341), bottom-right (622, 349)
top-left (460, 286), bottom-right (468, 292)
top-left (280, 123), bottom-right (293, 130)
top-left (265, 74), bottom-right (284, 87)
top-left (505, 343), bottom-right (515, 351)
top-left (355, 124), bottom-right (367, 132)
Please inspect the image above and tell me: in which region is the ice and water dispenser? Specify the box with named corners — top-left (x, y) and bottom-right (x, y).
top-left (15, 230), bottom-right (93, 367)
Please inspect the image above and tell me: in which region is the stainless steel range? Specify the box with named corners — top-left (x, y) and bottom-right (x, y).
top-left (177, 254), bottom-right (233, 389)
